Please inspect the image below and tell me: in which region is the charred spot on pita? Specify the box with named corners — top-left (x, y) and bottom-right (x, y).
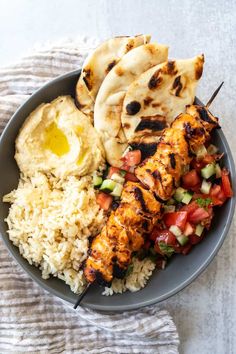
top-left (126, 101), bottom-right (141, 115)
top-left (166, 61), bottom-right (178, 75)
top-left (83, 69), bottom-right (92, 91)
top-left (143, 96), bottom-right (154, 106)
top-left (135, 116), bottom-right (167, 132)
top-left (106, 60), bottom-right (117, 73)
top-left (152, 102), bottom-right (161, 108)
top-left (126, 40), bottom-right (134, 52)
top-left (172, 75), bottom-right (183, 96)
top-left (148, 70), bottom-right (162, 89)
top-left (123, 122), bottom-right (131, 129)
top-left (115, 66), bottom-right (124, 76)
top-left (195, 55), bottom-right (204, 80)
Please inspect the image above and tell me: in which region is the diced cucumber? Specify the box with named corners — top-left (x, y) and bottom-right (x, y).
top-left (215, 163), bottom-right (222, 178)
top-left (164, 205), bottom-right (176, 213)
top-left (111, 183), bottom-right (123, 197)
top-left (195, 144), bottom-right (207, 159)
top-left (195, 224), bottom-right (204, 237)
top-left (167, 198), bottom-right (176, 205)
top-left (93, 175), bottom-right (103, 187)
top-left (100, 179), bottom-right (117, 193)
top-left (182, 191), bottom-right (193, 205)
top-left (110, 173), bottom-right (125, 185)
top-left (176, 234), bottom-right (189, 246)
top-left (169, 225), bottom-right (182, 237)
top-left (207, 144), bottom-right (218, 155)
top-left (174, 187), bottom-right (187, 202)
top-left (200, 179), bottom-right (212, 194)
top-left (201, 163), bottom-right (216, 179)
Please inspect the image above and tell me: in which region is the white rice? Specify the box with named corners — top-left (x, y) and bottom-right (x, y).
top-left (3, 172), bottom-right (106, 294)
top-left (103, 257), bottom-right (156, 296)
top-left (4, 172), bottom-right (156, 296)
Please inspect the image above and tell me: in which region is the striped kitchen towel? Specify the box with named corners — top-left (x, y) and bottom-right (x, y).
top-left (0, 37), bottom-right (179, 354)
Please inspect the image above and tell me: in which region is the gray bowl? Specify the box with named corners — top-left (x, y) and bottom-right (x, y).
top-left (0, 70), bottom-right (235, 311)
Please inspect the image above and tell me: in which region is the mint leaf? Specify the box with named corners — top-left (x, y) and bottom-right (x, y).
top-left (158, 242), bottom-right (175, 258)
top-left (196, 198), bottom-right (212, 208)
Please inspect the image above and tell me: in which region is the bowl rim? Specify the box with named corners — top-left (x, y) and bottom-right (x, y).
top-left (0, 69), bottom-right (235, 312)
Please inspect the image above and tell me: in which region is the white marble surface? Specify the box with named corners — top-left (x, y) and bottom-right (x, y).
top-left (0, 0), bottom-right (235, 353)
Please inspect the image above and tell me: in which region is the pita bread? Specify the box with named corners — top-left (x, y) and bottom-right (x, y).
top-left (121, 55), bottom-right (204, 141)
top-left (75, 34), bottom-right (151, 117)
top-left (94, 43), bottom-right (169, 166)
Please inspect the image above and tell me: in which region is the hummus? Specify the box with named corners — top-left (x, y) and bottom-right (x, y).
top-left (15, 96), bottom-right (104, 178)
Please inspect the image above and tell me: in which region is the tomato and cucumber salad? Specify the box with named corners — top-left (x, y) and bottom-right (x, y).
top-left (95, 144), bottom-right (233, 269)
top-left (145, 145), bottom-right (233, 267)
top-left (95, 148), bottom-right (141, 210)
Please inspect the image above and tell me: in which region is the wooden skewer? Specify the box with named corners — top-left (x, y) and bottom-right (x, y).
top-left (206, 82), bottom-right (224, 108)
top-left (73, 283), bottom-right (91, 309)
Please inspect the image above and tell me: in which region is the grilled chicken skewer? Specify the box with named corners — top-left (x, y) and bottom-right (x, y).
top-left (84, 183), bottom-right (161, 284)
top-left (83, 104), bottom-right (219, 287)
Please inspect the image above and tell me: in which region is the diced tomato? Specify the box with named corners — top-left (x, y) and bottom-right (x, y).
top-left (124, 172), bottom-right (139, 182)
top-left (201, 154), bottom-right (216, 165)
top-left (163, 211), bottom-right (188, 231)
top-left (181, 244), bottom-right (193, 255)
top-left (190, 183), bottom-right (201, 193)
top-left (201, 206), bottom-right (214, 229)
top-left (210, 184), bottom-right (221, 197)
top-left (150, 228), bottom-right (178, 247)
top-left (122, 150), bottom-right (141, 166)
top-left (221, 168), bottom-right (233, 198)
top-left (165, 231), bottom-right (178, 246)
top-left (181, 201), bottom-right (199, 216)
top-left (191, 154), bottom-right (216, 171)
top-left (182, 169), bottom-right (201, 189)
top-left (107, 166), bottom-right (121, 178)
top-left (188, 207), bottom-right (209, 224)
top-left (184, 222), bottom-right (195, 236)
top-left (210, 184), bottom-right (227, 206)
top-left (149, 227), bottom-right (162, 242)
top-left (188, 233), bottom-right (203, 245)
top-left (120, 163), bottom-right (130, 172)
top-left (191, 158), bottom-right (204, 172)
top-left (96, 192), bottom-right (113, 211)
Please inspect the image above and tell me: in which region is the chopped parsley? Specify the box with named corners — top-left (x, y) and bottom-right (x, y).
top-left (196, 197), bottom-right (212, 208)
top-left (158, 242), bottom-right (175, 258)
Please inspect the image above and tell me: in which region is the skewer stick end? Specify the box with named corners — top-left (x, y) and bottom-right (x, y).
top-left (206, 81), bottom-right (224, 108)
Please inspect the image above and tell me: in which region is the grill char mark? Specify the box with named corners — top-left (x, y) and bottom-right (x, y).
top-left (152, 169), bottom-right (162, 181)
top-left (134, 187), bottom-right (150, 214)
top-left (135, 118), bottom-right (166, 132)
top-left (106, 60), bottom-right (117, 73)
top-left (113, 264), bottom-right (127, 279)
top-left (197, 107), bottom-right (217, 125)
top-left (172, 75), bottom-right (182, 96)
top-left (169, 153), bottom-right (176, 169)
top-left (95, 270), bottom-right (111, 287)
